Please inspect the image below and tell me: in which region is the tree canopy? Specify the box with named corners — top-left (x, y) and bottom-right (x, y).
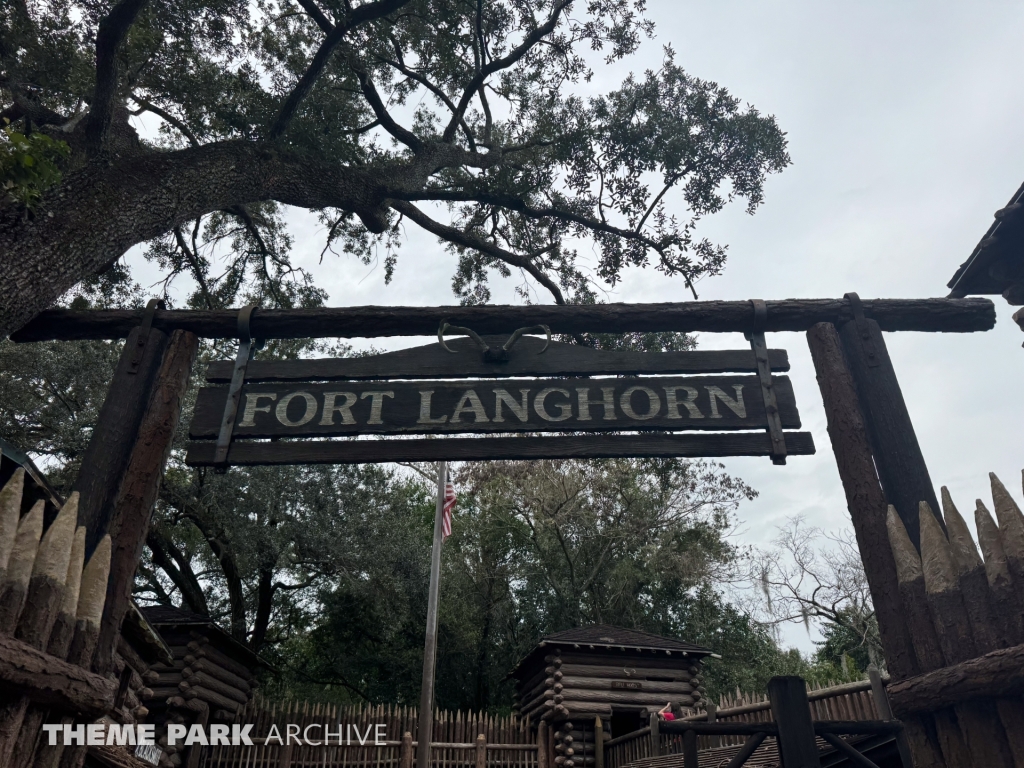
top-left (2, 0), bottom-right (788, 334)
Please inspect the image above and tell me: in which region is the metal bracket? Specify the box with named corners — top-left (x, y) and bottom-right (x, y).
top-left (127, 298), bottom-right (165, 375)
top-left (213, 305), bottom-right (260, 471)
top-left (746, 299), bottom-right (787, 465)
top-left (845, 292), bottom-right (880, 367)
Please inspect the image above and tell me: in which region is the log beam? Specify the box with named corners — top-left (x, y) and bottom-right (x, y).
top-left (0, 633), bottom-right (115, 716)
top-left (95, 330), bottom-right (198, 676)
top-left (888, 642), bottom-right (1024, 716)
top-left (11, 297), bottom-right (996, 342)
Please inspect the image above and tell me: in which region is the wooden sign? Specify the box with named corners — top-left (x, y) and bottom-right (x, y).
top-left (611, 681), bottom-right (643, 690)
top-left (190, 375), bottom-right (801, 439)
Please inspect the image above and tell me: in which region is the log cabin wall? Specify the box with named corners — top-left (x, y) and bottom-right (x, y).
top-left (142, 606), bottom-right (265, 768)
top-left (512, 625), bottom-right (713, 768)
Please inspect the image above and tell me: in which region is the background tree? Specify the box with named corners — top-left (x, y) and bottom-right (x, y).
top-left (1, 0), bottom-right (789, 335)
top-left (748, 517), bottom-right (882, 677)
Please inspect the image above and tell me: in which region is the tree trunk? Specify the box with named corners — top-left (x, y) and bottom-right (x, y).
top-left (0, 140), bottom-right (404, 338)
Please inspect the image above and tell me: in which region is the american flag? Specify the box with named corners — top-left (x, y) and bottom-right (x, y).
top-left (442, 481), bottom-right (457, 540)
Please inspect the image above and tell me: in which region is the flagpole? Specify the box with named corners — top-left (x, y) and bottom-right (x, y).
top-left (417, 460), bottom-right (447, 768)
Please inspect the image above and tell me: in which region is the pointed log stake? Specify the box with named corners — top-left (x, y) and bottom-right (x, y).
top-left (991, 473), bottom-right (1024, 588)
top-left (0, 497), bottom-right (77, 766)
top-left (0, 469), bottom-right (26, 583)
top-left (18, 494), bottom-right (77, 646)
top-left (9, 524), bottom-right (87, 768)
top-left (45, 536), bottom-right (111, 768)
top-left (15, 527), bottom-right (87, 768)
top-left (71, 533), bottom-right (110, 666)
top-left (0, 501), bottom-right (43, 630)
top-left (47, 527), bottom-right (86, 659)
top-left (975, 500), bottom-right (1024, 643)
top-left (942, 489), bottom-right (1024, 764)
top-left (919, 502), bottom-right (1015, 768)
top-left (887, 506), bottom-right (970, 768)
top-left (941, 489), bottom-right (1004, 652)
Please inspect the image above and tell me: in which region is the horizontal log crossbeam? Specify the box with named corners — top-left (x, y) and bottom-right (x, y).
top-left (12, 298), bottom-right (995, 341)
top-left (887, 641), bottom-right (1024, 716)
top-left (0, 633), bottom-right (116, 717)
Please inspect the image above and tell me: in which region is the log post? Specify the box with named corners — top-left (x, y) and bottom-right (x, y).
top-left (807, 322), bottom-right (946, 767)
top-left (681, 730), bottom-right (697, 768)
top-left (401, 732), bottom-right (413, 768)
top-left (475, 734), bottom-right (486, 768)
top-left (767, 677), bottom-right (820, 768)
top-left (72, 318), bottom-right (169, 556)
top-left (648, 713), bottom-right (659, 758)
top-left (705, 703), bottom-right (718, 749)
top-left (837, 307), bottom-right (940, 548)
top-left (94, 330), bottom-right (199, 676)
top-left (592, 718), bottom-right (602, 768)
top-left (806, 322), bottom-right (917, 678)
top-left (867, 665), bottom-right (912, 768)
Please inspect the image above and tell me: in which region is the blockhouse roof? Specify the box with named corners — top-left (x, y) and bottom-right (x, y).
top-left (947, 179), bottom-right (1024, 298)
top-left (511, 624), bottom-right (713, 679)
top-left (141, 604), bottom-right (271, 671)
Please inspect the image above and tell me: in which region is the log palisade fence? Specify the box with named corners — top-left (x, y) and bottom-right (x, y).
top-left (206, 675), bottom-right (897, 768)
top-left (206, 702), bottom-right (538, 768)
top-left (0, 469), bottom-right (120, 768)
top-left (879, 471), bottom-right (1024, 768)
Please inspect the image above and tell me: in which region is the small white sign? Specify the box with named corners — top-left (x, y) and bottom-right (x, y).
top-left (134, 744), bottom-right (162, 766)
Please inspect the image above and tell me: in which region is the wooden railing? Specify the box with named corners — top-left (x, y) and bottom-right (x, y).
top-left (601, 674), bottom-right (907, 768)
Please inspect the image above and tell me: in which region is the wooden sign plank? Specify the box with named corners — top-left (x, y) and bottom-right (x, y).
top-left (184, 432), bottom-right (816, 466)
top-left (189, 375), bottom-right (801, 439)
top-left (203, 338), bottom-right (791, 382)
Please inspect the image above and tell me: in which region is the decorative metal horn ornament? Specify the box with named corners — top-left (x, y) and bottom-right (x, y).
top-left (437, 321), bottom-right (551, 361)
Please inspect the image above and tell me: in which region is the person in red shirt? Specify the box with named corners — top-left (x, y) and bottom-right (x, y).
top-left (657, 703), bottom-right (676, 721)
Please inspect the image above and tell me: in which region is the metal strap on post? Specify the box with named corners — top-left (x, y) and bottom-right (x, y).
top-left (845, 292), bottom-right (880, 368)
top-left (127, 298), bottom-right (165, 375)
top-left (747, 299), bottom-right (787, 465)
top-left (213, 305), bottom-right (259, 471)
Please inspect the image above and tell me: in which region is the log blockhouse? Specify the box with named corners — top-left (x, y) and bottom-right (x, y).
top-left (141, 605), bottom-right (268, 768)
top-left (512, 626), bottom-right (713, 768)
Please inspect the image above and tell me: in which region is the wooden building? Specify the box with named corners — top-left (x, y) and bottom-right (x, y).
top-left (142, 605), bottom-right (267, 768)
top-left (512, 624), bottom-right (713, 765)
top-left (947, 179), bottom-right (1024, 337)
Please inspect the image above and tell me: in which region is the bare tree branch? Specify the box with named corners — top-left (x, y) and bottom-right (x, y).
top-left (268, 0), bottom-right (414, 139)
top-left (131, 95), bottom-right (199, 147)
top-left (443, 0), bottom-right (572, 142)
top-left (392, 200), bottom-right (565, 304)
top-left (347, 55), bottom-right (423, 150)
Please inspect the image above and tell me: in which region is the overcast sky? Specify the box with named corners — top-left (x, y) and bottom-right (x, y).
top-left (128, 1), bottom-right (1024, 651)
